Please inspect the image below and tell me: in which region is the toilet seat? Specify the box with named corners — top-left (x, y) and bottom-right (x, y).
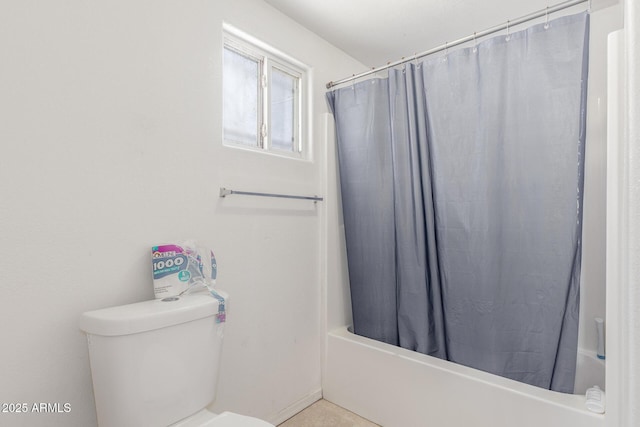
top-left (170, 409), bottom-right (274, 427)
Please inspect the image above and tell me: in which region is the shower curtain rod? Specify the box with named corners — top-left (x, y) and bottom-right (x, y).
top-left (325, 0), bottom-right (589, 89)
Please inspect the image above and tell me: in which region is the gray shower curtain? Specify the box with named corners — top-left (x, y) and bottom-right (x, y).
top-left (327, 12), bottom-right (590, 393)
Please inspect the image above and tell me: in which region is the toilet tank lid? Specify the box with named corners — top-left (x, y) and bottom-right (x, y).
top-left (79, 293), bottom-right (226, 337)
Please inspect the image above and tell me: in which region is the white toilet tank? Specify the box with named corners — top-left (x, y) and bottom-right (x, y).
top-left (80, 294), bottom-right (226, 427)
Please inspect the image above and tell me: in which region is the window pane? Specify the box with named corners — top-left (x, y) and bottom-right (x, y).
top-left (223, 47), bottom-right (260, 146)
top-left (270, 68), bottom-right (297, 152)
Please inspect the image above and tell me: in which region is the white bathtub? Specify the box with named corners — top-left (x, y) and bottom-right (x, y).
top-left (324, 326), bottom-right (605, 427)
top-left (574, 348), bottom-right (606, 395)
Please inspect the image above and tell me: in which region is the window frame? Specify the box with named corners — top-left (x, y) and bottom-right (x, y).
top-left (222, 25), bottom-right (309, 160)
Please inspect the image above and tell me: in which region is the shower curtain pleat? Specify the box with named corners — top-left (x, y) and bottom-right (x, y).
top-left (327, 81), bottom-right (399, 346)
top-left (388, 67), bottom-right (447, 358)
top-left (327, 12), bottom-right (590, 393)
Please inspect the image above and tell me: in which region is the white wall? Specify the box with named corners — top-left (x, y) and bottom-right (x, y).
top-left (623, 1), bottom-right (640, 424)
top-left (606, 3), bottom-right (640, 425)
top-left (0, 1), bottom-right (363, 426)
top-left (580, 1), bottom-right (623, 353)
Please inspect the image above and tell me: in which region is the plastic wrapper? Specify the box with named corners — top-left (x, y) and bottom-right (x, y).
top-left (152, 240), bottom-right (225, 324)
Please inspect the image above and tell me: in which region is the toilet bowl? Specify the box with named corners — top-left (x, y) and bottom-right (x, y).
top-left (79, 293), bottom-right (275, 427)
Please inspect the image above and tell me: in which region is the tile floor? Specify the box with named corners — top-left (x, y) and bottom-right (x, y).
top-left (278, 399), bottom-right (379, 427)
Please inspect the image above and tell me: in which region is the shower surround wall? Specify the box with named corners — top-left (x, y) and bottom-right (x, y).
top-left (0, 0), bottom-right (363, 426)
top-left (323, 1), bottom-right (621, 426)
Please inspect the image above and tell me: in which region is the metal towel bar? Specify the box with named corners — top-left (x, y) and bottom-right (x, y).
top-left (219, 187), bottom-right (323, 202)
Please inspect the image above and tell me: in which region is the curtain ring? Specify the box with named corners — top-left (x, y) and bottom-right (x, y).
top-left (544, 7), bottom-right (550, 29)
top-left (473, 32), bottom-right (478, 53)
top-left (506, 20), bottom-right (511, 41)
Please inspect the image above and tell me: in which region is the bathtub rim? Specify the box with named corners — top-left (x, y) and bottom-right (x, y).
top-left (329, 325), bottom-right (603, 416)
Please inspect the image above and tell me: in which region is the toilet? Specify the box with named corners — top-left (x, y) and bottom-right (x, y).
top-left (79, 293), bottom-right (274, 427)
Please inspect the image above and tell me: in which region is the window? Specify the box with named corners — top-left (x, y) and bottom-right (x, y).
top-left (223, 27), bottom-right (307, 158)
